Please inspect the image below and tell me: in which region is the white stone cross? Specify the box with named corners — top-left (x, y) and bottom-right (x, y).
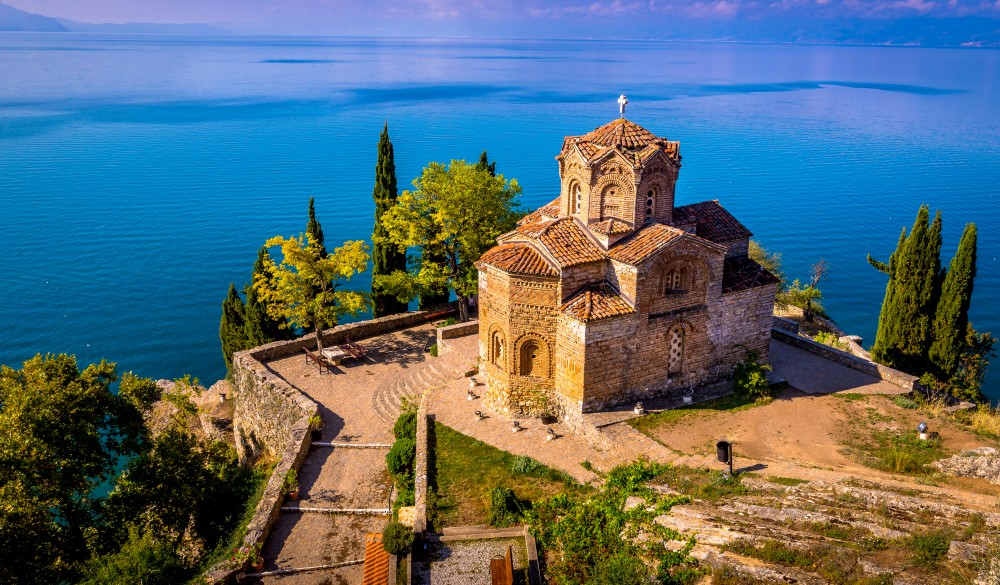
top-left (618, 94), bottom-right (628, 117)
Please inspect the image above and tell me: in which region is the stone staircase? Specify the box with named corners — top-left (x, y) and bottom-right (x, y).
top-left (372, 352), bottom-right (468, 424)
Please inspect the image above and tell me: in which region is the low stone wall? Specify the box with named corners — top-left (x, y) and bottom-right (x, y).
top-left (772, 316), bottom-right (799, 334)
top-left (413, 398), bottom-right (430, 535)
top-left (436, 319), bottom-right (478, 350)
top-left (771, 328), bottom-right (918, 392)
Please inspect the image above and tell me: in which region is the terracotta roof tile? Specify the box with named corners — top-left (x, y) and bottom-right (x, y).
top-left (607, 223), bottom-right (688, 265)
top-left (362, 533), bottom-right (389, 585)
top-left (534, 219), bottom-right (605, 267)
top-left (591, 218), bottom-right (633, 236)
top-left (722, 256), bottom-right (780, 293)
top-left (478, 243), bottom-right (558, 277)
top-left (672, 200), bottom-right (752, 244)
top-left (518, 198), bottom-right (561, 226)
top-left (560, 283), bottom-right (635, 322)
top-left (560, 119), bottom-right (680, 165)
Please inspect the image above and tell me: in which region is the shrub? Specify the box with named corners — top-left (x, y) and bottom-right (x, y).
top-left (588, 552), bottom-right (649, 585)
top-left (814, 331), bottom-right (849, 352)
top-left (386, 438), bottom-right (416, 479)
top-left (893, 395), bottom-right (920, 410)
top-left (488, 486), bottom-right (522, 527)
top-left (908, 531), bottom-right (950, 567)
top-left (382, 521), bottom-right (415, 556)
top-left (733, 349), bottom-right (773, 399)
top-left (393, 411), bottom-right (417, 441)
top-left (282, 469), bottom-right (298, 494)
top-left (511, 455), bottom-right (541, 475)
top-left (429, 343), bottom-right (439, 357)
top-left (80, 529), bottom-right (185, 585)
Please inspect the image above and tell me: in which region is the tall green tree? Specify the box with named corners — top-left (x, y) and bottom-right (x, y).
top-left (477, 150), bottom-right (496, 176)
top-left (244, 246), bottom-right (293, 344)
top-left (0, 355), bottom-right (158, 583)
top-left (219, 283), bottom-right (247, 372)
top-left (306, 196), bottom-right (327, 257)
top-left (371, 124), bottom-right (409, 318)
top-left (869, 205), bottom-right (942, 374)
top-left (255, 233), bottom-right (370, 355)
top-left (929, 223), bottom-right (978, 379)
top-left (377, 159), bottom-right (522, 322)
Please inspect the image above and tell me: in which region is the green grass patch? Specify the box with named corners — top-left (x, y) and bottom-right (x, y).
top-left (431, 422), bottom-right (590, 528)
top-left (725, 539), bottom-right (816, 571)
top-left (847, 430), bottom-right (946, 475)
top-left (893, 395), bottom-right (920, 410)
top-left (628, 393), bottom-right (771, 435)
top-left (766, 476), bottom-right (809, 486)
top-left (651, 465), bottom-right (750, 502)
top-left (906, 531), bottom-right (951, 568)
top-left (835, 393), bottom-right (868, 401)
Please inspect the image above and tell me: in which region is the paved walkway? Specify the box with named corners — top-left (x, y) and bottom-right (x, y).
top-left (768, 340), bottom-right (908, 395)
top-left (254, 323), bottom-right (468, 584)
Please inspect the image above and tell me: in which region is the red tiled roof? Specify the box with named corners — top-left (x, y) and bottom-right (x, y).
top-left (511, 218), bottom-right (604, 268)
top-left (607, 223), bottom-right (688, 265)
top-left (591, 218), bottom-right (633, 236)
top-left (518, 198), bottom-right (561, 226)
top-left (722, 256), bottom-right (780, 293)
top-left (362, 533), bottom-right (389, 585)
top-left (560, 283), bottom-right (635, 322)
top-left (560, 119), bottom-right (681, 166)
top-left (672, 200), bottom-right (753, 244)
top-left (477, 243), bottom-right (558, 277)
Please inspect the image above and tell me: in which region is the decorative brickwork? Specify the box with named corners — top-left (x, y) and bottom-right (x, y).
top-left (477, 118), bottom-right (777, 431)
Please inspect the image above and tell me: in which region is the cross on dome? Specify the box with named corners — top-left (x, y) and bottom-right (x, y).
top-left (618, 94), bottom-right (628, 117)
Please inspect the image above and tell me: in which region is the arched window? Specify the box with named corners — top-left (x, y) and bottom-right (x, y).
top-left (665, 267), bottom-right (686, 293)
top-left (491, 331), bottom-right (504, 366)
top-left (668, 326), bottom-right (685, 375)
top-left (645, 188), bottom-right (656, 219)
top-left (520, 340), bottom-right (541, 377)
top-left (573, 184), bottom-right (582, 214)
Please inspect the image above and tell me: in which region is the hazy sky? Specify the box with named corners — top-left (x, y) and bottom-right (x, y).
top-left (5, 0), bottom-right (1000, 35)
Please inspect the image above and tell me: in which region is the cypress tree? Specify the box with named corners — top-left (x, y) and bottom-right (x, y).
top-left (477, 150), bottom-right (496, 176)
top-left (371, 123), bottom-right (409, 318)
top-left (306, 197), bottom-right (327, 257)
top-left (929, 223), bottom-right (978, 379)
top-left (870, 206), bottom-right (940, 374)
top-left (869, 227), bottom-right (906, 364)
top-left (220, 283), bottom-right (247, 372)
top-left (245, 246), bottom-right (293, 344)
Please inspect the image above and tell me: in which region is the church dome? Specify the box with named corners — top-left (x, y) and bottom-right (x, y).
top-left (559, 118), bottom-right (681, 165)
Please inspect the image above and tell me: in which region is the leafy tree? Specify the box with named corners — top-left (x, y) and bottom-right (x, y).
top-left (0, 355), bottom-right (157, 583)
top-left (377, 159), bottom-right (522, 322)
top-left (382, 521), bottom-right (414, 556)
top-left (255, 233), bottom-right (369, 356)
top-left (733, 348), bottom-right (773, 399)
top-left (748, 240), bottom-right (784, 290)
top-left (80, 528), bottom-right (186, 585)
top-left (219, 283), bottom-right (247, 372)
top-left (244, 246), bottom-right (294, 345)
top-left (417, 248), bottom-right (451, 309)
top-left (371, 123), bottom-right (409, 318)
top-left (929, 223), bottom-right (977, 379)
top-left (306, 196), bottom-right (327, 257)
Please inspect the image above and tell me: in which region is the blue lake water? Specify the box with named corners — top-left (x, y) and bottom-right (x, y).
top-left (1, 34), bottom-right (998, 402)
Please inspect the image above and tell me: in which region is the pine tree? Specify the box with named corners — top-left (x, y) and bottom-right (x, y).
top-left (929, 223), bottom-right (978, 379)
top-left (306, 197), bottom-right (327, 257)
top-left (371, 123), bottom-right (409, 318)
top-left (219, 283), bottom-right (247, 371)
top-left (245, 246), bottom-right (293, 344)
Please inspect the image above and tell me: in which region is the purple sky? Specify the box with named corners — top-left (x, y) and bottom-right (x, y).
top-left (5, 0), bottom-right (1000, 35)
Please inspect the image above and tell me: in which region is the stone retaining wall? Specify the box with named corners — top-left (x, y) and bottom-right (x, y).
top-left (436, 320), bottom-right (479, 350)
top-left (413, 399), bottom-right (430, 535)
top-left (770, 327), bottom-right (918, 392)
top-left (205, 309), bottom-right (449, 583)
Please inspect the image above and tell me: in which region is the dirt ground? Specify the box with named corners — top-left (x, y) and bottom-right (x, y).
top-left (640, 387), bottom-right (1000, 501)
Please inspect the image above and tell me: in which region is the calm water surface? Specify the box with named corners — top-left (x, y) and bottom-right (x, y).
top-left (1, 35), bottom-right (998, 401)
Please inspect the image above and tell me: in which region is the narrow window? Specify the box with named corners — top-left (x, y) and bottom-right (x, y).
top-left (645, 188), bottom-right (655, 218)
top-left (668, 326), bottom-right (685, 374)
top-left (574, 184), bottom-right (582, 214)
top-left (665, 268), bottom-right (685, 292)
top-left (520, 341), bottom-right (540, 376)
top-left (492, 332), bottom-right (504, 366)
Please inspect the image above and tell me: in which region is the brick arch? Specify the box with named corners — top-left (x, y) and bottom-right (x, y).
top-left (561, 168), bottom-right (589, 216)
top-left (593, 174), bottom-right (633, 222)
top-left (487, 325), bottom-right (508, 372)
top-left (665, 319), bottom-right (694, 375)
top-left (655, 254), bottom-right (709, 300)
top-left (637, 172), bottom-right (672, 222)
top-left (513, 333), bottom-right (551, 379)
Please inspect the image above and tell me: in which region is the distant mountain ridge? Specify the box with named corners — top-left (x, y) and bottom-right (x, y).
top-left (0, 3), bottom-right (226, 34)
top-left (0, 3), bottom-right (66, 31)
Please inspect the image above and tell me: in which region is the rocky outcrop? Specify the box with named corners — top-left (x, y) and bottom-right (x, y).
top-left (934, 447), bottom-right (1000, 485)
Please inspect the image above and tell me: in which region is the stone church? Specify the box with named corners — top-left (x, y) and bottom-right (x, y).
top-left (475, 117), bottom-right (779, 428)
